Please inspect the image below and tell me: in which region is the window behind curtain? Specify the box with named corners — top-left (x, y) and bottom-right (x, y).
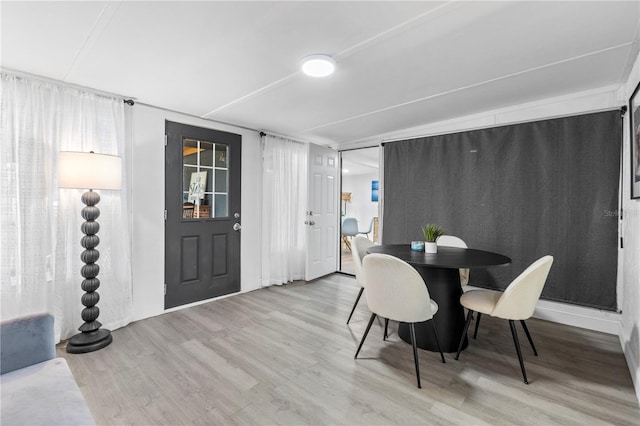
top-left (383, 110), bottom-right (621, 310)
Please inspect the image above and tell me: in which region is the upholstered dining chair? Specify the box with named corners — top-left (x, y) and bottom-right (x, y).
top-left (347, 236), bottom-right (375, 324)
top-left (341, 217), bottom-right (359, 251)
top-left (454, 255), bottom-right (554, 384)
top-left (355, 253), bottom-right (445, 388)
top-left (436, 235), bottom-right (472, 292)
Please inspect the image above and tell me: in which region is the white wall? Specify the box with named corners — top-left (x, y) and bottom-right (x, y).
top-left (620, 53), bottom-right (640, 404)
top-left (130, 104), bottom-right (262, 321)
top-left (342, 172), bottom-right (379, 234)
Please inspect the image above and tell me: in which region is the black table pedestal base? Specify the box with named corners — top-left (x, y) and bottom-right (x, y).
top-left (368, 244), bottom-right (510, 354)
top-left (398, 266), bottom-right (468, 353)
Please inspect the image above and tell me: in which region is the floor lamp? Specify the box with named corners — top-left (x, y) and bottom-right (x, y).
top-left (58, 151), bottom-right (122, 354)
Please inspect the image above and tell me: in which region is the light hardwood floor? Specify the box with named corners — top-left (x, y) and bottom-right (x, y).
top-left (340, 243), bottom-right (355, 274)
top-left (58, 274), bottom-right (640, 425)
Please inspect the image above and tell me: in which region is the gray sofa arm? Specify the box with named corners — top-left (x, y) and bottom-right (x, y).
top-left (1, 313), bottom-right (55, 374)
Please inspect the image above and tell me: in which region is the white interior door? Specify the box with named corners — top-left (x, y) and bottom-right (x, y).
top-left (305, 143), bottom-right (339, 280)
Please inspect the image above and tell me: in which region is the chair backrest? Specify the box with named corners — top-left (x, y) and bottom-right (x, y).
top-left (492, 255), bottom-right (554, 320)
top-left (363, 253), bottom-right (436, 323)
top-left (351, 236), bottom-right (375, 287)
top-left (436, 235), bottom-right (469, 285)
top-left (342, 217), bottom-right (359, 236)
top-left (359, 217), bottom-right (374, 234)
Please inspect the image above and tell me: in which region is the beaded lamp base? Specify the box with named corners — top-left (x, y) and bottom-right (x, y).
top-left (67, 189), bottom-right (112, 354)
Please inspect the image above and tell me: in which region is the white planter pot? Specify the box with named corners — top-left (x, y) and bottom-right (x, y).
top-left (425, 242), bottom-right (438, 253)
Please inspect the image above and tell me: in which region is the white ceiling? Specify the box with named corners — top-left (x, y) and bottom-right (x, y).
top-left (2, 1), bottom-right (639, 147)
top-left (342, 147), bottom-right (380, 176)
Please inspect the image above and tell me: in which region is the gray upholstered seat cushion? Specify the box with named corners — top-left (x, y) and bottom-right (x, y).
top-left (0, 358), bottom-right (95, 426)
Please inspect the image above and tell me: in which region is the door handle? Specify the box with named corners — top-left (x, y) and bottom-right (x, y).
top-left (233, 223), bottom-right (242, 231)
top-left (309, 221), bottom-right (315, 226)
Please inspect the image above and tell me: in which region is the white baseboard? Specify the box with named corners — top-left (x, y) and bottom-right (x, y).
top-left (531, 298), bottom-right (640, 405)
top-left (531, 299), bottom-right (621, 335)
top-left (162, 290), bottom-right (243, 315)
top-left (461, 285), bottom-right (622, 335)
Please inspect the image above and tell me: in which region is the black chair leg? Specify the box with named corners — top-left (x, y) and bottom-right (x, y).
top-left (509, 320), bottom-right (529, 384)
top-left (409, 323), bottom-right (421, 388)
top-left (347, 287), bottom-right (364, 324)
top-left (431, 320), bottom-right (445, 363)
top-left (473, 312), bottom-right (482, 339)
top-left (383, 318), bottom-right (389, 341)
top-left (520, 320), bottom-right (538, 356)
top-left (455, 310), bottom-right (474, 360)
top-left (355, 313), bottom-right (376, 359)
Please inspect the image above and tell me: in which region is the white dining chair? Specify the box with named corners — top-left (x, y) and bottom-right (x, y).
top-left (355, 253), bottom-right (445, 388)
top-left (436, 235), bottom-right (472, 292)
top-left (349, 236), bottom-right (390, 338)
top-left (454, 255), bottom-right (554, 384)
top-left (347, 236), bottom-right (375, 324)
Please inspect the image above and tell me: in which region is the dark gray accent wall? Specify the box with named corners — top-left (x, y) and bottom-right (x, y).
top-left (383, 111), bottom-right (621, 310)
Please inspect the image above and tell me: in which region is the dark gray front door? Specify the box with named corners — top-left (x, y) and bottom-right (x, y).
top-left (165, 121), bottom-right (241, 309)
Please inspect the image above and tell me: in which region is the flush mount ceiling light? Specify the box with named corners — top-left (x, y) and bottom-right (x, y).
top-left (300, 54), bottom-right (336, 77)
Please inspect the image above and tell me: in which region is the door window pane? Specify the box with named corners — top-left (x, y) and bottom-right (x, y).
top-left (183, 140), bottom-right (199, 166)
top-left (214, 194), bottom-right (228, 217)
top-left (215, 145), bottom-right (228, 168)
top-left (182, 138), bottom-right (229, 219)
top-left (214, 169), bottom-right (228, 193)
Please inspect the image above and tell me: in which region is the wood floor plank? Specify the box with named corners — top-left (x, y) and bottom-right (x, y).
top-left (58, 274), bottom-right (640, 425)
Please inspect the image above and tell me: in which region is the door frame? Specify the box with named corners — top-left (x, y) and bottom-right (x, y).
top-left (164, 120), bottom-right (242, 309)
top-left (337, 145), bottom-right (383, 274)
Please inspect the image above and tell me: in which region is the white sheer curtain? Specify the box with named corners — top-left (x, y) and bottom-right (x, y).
top-left (261, 134), bottom-right (308, 286)
top-left (0, 72), bottom-right (132, 341)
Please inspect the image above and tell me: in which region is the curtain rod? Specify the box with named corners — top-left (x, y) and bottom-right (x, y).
top-left (380, 106), bottom-right (626, 145)
top-left (259, 130), bottom-right (311, 145)
top-left (2, 67), bottom-right (135, 104)
top-left (133, 101), bottom-right (259, 132)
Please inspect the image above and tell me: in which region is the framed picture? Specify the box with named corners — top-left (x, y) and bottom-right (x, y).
top-left (630, 80), bottom-right (640, 199)
top-left (371, 180), bottom-right (379, 202)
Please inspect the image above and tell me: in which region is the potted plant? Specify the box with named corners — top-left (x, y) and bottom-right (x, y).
top-left (422, 224), bottom-right (445, 253)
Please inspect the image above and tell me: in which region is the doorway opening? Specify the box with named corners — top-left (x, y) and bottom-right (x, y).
top-left (339, 146), bottom-right (380, 274)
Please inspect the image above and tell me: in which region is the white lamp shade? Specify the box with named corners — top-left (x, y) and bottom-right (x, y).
top-left (58, 151), bottom-right (122, 190)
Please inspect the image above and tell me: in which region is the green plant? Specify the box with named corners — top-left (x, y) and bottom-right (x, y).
top-left (422, 224), bottom-right (445, 242)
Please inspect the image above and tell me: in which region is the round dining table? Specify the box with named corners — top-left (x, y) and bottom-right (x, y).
top-left (367, 244), bottom-right (511, 353)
